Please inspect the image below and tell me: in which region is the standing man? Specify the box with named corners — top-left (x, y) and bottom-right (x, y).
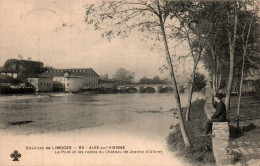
top-left (205, 93), bottom-right (227, 135)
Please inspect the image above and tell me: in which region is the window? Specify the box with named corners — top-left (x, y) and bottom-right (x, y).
top-left (67, 83), bottom-right (69, 86)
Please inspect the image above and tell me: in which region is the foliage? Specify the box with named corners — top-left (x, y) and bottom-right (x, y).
top-left (17, 54), bottom-right (23, 60)
top-left (112, 68), bottom-right (135, 84)
top-left (200, 1), bottom-right (260, 89)
top-left (139, 75), bottom-right (168, 84)
top-left (191, 72), bottom-right (207, 92)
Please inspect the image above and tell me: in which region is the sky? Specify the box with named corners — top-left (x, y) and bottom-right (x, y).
top-left (0, 0), bottom-right (200, 82)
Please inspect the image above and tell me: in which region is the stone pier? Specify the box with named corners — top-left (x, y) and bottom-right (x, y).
top-left (204, 96), bottom-right (234, 165)
top-left (212, 122), bottom-right (233, 165)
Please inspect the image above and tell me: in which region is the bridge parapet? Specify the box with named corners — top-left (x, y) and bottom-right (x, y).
top-left (117, 84), bottom-right (186, 93)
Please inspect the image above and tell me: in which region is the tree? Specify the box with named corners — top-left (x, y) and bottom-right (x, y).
top-left (139, 76), bottom-right (153, 84)
top-left (237, 2), bottom-right (259, 129)
top-left (198, 2), bottom-right (230, 93)
top-left (172, 2), bottom-right (213, 121)
top-left (18, 54), bottom-right (23, 60)
top-left (139, 75), bottom-right (166, 84)
top-left (225, 1), bottom-right (238, 112)
top-left (113, 68), bottom-right (135, 85)
top-left (152, 75), bottom-right (166, 84)
top-left (199, 1), bottom-right (260, 112)
top-left (85, 0), bottom-right (191, 147)
top-left (192, 72), bottom-right (207, 99)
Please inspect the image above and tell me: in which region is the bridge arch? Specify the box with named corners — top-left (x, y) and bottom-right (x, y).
top-left (126, 87), bottom-right (137, 93)
top-left (143, 86), bottom-right (155, 93)
top-left (162, 86), bottom-right (174, 93)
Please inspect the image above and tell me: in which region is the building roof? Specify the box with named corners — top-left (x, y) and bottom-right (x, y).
top-left (41, 68), bottom-right (99, 77)
top-left (27, 74), bottom-right (53, 78)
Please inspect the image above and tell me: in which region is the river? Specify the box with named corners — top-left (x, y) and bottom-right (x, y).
top-left (0, 93), bottom-right (196, 134)
top-left (0, 93), bottom-right (203, 166)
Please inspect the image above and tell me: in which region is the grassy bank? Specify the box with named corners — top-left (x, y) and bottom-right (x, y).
top-left (167, 99), bottom-right (215, 165)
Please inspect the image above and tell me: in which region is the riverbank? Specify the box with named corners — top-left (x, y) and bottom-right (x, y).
top-left (0, 93), bottom-right (50, 101)
top-left (167, 99), bottom-right (215, 166)
top-left (0, 92), bottom-right (73, 101)
top-left (167, 94), bottom-right (260, 166)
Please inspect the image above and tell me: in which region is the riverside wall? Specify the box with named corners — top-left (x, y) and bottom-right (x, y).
top-left (204, 93), bottom-right (233, 165)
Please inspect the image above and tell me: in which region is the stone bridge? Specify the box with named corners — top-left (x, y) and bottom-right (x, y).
top-left (117, 84), bottom-right (188, 93)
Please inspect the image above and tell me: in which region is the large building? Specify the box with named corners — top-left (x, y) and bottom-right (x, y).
top-left (41, 68), bottom-right (99, 92)
top-left (27, 76), bottom-right (53, 92)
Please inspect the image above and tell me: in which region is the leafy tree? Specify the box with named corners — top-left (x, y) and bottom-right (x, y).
top-left (113, 68), bottom-right (135, 85)
top-left (192, 72), bottom-right (207, 93)
top-left (199, 1), bottom-right (260, 112)
top-left (18, 54), bottom-right (23, 60)
top-left (236, 3), bottom-right (259, 129)
top-left (139, 76), bottom-right (153, 84)
top-left (152, 75), bottom-right (164, 84)
top-left (85, 0), bottom-right (192, 147)
top-left (172, 2), bottom-right (214, 121)
top-left (139, 75), bottom-right (166, 84)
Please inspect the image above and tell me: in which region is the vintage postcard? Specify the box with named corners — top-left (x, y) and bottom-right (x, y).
top-left (0, 0), bottom-right (259, 166)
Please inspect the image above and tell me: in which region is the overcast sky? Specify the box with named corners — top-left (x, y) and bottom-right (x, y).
top-left (0, 0), bottom-right (199, 81)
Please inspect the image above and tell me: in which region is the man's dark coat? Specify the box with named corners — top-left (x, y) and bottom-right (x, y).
top-left (212, 100), bottom-right (227, 122)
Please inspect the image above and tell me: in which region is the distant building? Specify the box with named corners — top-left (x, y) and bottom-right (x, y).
top-left (1, 59), bottom-right (44, 79)
top-left (99, 78), bottom-right (117, 89)
top-left (41, 68), bottom-right (99, 92)
top-left (242, 68), bottom-right (260, 93)
top-left (27, 76), bottom-right (53, 92)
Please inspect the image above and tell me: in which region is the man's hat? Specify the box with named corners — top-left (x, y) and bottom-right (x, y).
top-left (215, 93), bottom-right (223, 100)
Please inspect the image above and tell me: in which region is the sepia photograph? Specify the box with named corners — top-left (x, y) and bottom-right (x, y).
top-left (0, 0), bottom-right (260, 165)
